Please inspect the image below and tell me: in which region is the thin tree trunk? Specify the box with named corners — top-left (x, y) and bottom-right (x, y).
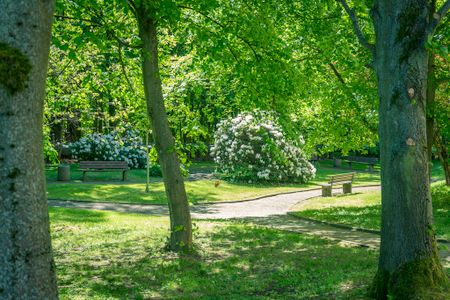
top-left (136, 10), bottom-right (192, 252)
top-left (370, 1), bottom-right (447, 298)
top-left (0, 1), bottom-right (58, 299)
top-left (435, 128), bottom-right (450, 185)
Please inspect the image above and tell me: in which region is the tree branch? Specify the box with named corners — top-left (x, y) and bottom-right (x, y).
top-left (117, 42), bottom-right (137, 96)
top-left (336, 0), bottom-right (375, 55)
top-left (436, 76), bottom-right (450, 85)
top-left (178, 5), bottom-right (261, 61)
top-left (428, 0), bottom-right (450, 34)
top-left (328, 62), bottom-right (346, 84)
top-left (54, 14), bottom-right (101, 26)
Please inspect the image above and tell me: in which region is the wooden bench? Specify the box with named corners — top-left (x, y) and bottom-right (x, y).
top-left (345, 156), bottom-right (378, 172)
top-left (320, 172), bottom-right (356, 197)
top-left (79, 161), bottom-right (129, 181)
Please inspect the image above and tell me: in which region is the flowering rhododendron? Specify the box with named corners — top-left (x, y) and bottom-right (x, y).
top-left (70, 130), bottom-right (147, 169)
top-left (211, 111), bottom-right (316, 183)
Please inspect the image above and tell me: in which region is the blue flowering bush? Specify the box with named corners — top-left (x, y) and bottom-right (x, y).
top-left (70, 130), bottom-right (147, 169)
top-left (211, 111), bottom-right (316, 183)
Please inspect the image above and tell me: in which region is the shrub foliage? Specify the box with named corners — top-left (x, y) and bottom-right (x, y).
top-left (211, 111), bottom-right (316, 183)
top-left (70, 130), bottom-right (147, 169)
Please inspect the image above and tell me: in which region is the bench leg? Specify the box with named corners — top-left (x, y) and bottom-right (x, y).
top-left (343, 183), bottom-right (352, 194)
top-left (348, 162), bottom-right (352, 169)
top-left (122, 170), bottom-right (128, 181)
top-left (322, 185), bottom-right (332, 197)
top-left (368, 164), bottom-right (374, 172)
top-left (83, 171), bottom-right (87, 181)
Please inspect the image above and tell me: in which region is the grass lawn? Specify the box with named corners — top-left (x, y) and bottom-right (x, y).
top-left (45, 161), bottom-right (217, 182)
top-left (50, 207), bottom-right (381, 299)
top-left (290, 182), bottom-right (450, 240)
top-left (46, 160), bottom-right (445, 205)
top-left (46, 165), bottom-right (380, 205)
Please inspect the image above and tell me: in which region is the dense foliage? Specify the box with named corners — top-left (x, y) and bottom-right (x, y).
top-left (45, 0), bottom-right (381, 160)
top-left (211, 111), bottom-right (316, 183)
top-left (70, 130), bottom-right (147, 169)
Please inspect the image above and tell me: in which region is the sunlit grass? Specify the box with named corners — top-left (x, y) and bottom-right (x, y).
top-left (50, 207), bottom-right (380, 299)
top-left (290, 182), bottom-right (449, 240)
top-left (46, 160), bottom-right (445, 206)
top-left (46, 167), bottom-right (380, 205)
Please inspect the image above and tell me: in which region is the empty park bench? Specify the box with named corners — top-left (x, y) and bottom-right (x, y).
top-left (320, 172), bottom-right (356, 197)
top-left (79, 161), bottom-right (129, 181)
top-left (345, 156), bottom-right (378, 172)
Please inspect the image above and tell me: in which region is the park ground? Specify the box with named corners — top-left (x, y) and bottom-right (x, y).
top-left (48, 161), bottom-right (449, 299)
top-left (45, 160), bottom-right (444, 205)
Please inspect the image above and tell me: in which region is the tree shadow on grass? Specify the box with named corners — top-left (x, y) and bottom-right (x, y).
top-left (298, 205), bottom-right (381, 231)
top-left (56, 219), bottom-right (378, 299)
top-left (49, 207), bottom-right (108, 224)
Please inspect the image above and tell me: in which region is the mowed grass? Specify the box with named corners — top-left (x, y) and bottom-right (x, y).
top-left (50, 207), bottom-right (380, 299)
top-left (46, 160), bottom-right (445, 205)
top-left (46, 166), bottom-right (380, 205)
top-left (290, 182), bottom-right (450, 240)
top-left (45, 162), bottom-right (217, 182)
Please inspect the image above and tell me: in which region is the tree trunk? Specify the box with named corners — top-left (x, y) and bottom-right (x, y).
top-left (370, 1), bottom-right (447, 298)
top-left (435, 128), bottom-right (450, 185)
top-left (136, 10), bottom-right (193, 252)
top-left (0, 1), bottom-right (58, 299)
top-left (426, 53), bottom-right (436, 163)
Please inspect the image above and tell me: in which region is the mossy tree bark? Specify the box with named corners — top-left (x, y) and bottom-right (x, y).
top-left (425, 2), bottom-right (436, 164)
top-left (369, 1), bottom-right (449, 298)
top-left (134, 2), bottom-right (193, 252)
top-left (0, 1), bottom-right (58, 299)
top-left (426, 53), bottom-right (436, 164)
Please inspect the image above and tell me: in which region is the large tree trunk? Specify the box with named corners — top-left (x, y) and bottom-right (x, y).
top-left (136, 10), bottom-right (193, 252)
top-left (426, 53), bottom-right (436, 163)
top-left (370, 1), bottom-right (447, 298)
top-left (0, 1), bottom-right (58, 299)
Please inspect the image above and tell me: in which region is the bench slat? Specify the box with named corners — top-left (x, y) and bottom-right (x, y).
top-left (328, 172), bottom-right (355, 184)
top-left (80, 161), bottom-right (128, 170)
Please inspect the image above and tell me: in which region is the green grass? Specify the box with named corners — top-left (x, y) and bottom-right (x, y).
top-left (46, 166), bottom-right (380, 205)
top-left (47, 180), bottom-right (311, 205)
top-left (46, 160), bottom-right (445, 205)
top-left (50, 207), bottom-right (381, 299)
top-left (45, 161), bottom-right (217, 182)
top-left (290, 182), bottom-right (450, 240)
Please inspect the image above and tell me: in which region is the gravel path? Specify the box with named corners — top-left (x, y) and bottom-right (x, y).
top-left (48, 185), bottom-right (381, 219)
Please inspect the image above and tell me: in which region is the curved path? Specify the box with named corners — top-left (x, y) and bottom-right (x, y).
top-left (48, 186), bottom-right (381, 219)
top-left (48, 185), bottom-right (450, 267)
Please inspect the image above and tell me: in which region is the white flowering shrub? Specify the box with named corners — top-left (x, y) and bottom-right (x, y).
top-left (211, 111), bottom-right (316, 183)
top-left (70, 130), bottom-right (147, 169)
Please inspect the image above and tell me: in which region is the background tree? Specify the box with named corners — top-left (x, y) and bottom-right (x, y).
top-left (0, 1), bottom-right (58, 298)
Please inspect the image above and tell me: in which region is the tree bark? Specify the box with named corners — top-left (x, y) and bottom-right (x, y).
top-left (136, 8), bottom-right (193, 252)
top-left (426, 53), bottom-right (436, 163)
top-left (370, 1), bottom-right (447, 298)
top-left (0, 1), bottom-right (58, 299)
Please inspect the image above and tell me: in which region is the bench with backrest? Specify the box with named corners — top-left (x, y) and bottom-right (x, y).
top-left (320, 172), bottom-right (356, 197)
top-left (345, 156), bottom-right (378, 172)
top-left (79, 161), bottom-right (129, 181)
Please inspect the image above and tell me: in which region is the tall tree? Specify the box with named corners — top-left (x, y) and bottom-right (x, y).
top-left (0, 1), bottom-right (58, 299)
top-left (337, 0), bottom-right (449, 298)
top-left (131, 0), bottom-right (193, 251)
